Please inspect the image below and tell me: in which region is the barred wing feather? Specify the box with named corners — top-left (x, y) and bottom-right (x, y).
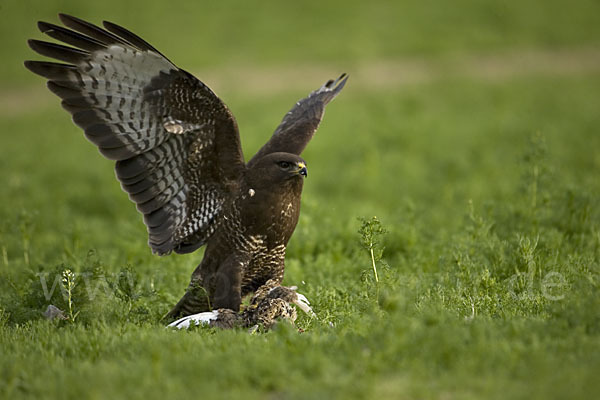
top-left (25, 14), bottom-right (245, 255)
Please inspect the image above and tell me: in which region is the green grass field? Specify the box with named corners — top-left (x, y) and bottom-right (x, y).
top-left (1, 1), bottom-right (599, 399)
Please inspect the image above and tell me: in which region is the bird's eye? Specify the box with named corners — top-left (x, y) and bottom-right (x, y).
top-left (278, 161), bottom-right (291, 169)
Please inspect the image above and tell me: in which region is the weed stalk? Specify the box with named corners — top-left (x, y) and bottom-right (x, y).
top-left (62, 269), bottom-right (80, 322)
top-left (358, 216), bottom-right (387, 285)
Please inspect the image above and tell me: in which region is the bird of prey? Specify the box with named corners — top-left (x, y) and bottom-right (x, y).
top-left (26, 14), bottom-right (347, 327)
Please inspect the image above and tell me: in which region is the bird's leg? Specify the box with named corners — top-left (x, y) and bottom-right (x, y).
top-left (212, 254), bottom-right (244, 311)
top-left (165, 257), bottom-right (215, 321)
top-left (166, 254), bottom-right (246, 324)
top-left (165, 279), bottom-right (211, 320)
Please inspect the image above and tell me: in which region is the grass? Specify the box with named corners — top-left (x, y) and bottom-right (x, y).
top-left (1, 0), bottom-right (600, 399)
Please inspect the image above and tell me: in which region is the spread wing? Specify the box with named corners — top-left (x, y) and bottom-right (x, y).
top-left (247, 73), bottom-right (347, 167)
top-left (25, 14), bottom-right (245, 255)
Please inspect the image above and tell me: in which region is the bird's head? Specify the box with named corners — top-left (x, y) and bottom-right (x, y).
top-left (247, 152), bottom-right (307, 188)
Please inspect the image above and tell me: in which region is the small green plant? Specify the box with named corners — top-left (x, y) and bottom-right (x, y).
top-left (0, 223), bottom-right (8, 267)
top-left (107, 266), bottom-right (162, 323)
top-left (1, 246), bottom-right (7, 267)
top-left (358, 216), bottom-right (387, 284)
top-left (520, 132), bottom-right (550, 227)
top-left (18, 210), bottom-right (35, 267)
top-left (61, 269), bottom-right (80, 323)
top-left (0, 307), bottom-right (8, 327)
top-left (112, 266), bottom-right (141, 303)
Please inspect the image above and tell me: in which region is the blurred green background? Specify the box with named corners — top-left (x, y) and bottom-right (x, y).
top-left (1, 1), bottom-right (599, 399)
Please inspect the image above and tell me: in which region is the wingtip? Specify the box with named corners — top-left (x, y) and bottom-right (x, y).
top-left (37, 20), bottom-right (52, 33)
top-left (26, 38), bottom-right (54, 54)
top-left (57, 13), bottom-right (68, 24)
top-left (23, 60), bottom-right (48, 78)
top-left (317, 72), bottom-right (348, 101)
top-left (23, 60), bottom-right (37, 73)
top-left (26, 39), bottom-right (36, 50)
top-left (58, 13), bottom-right (89, 30)
top-left (335, 73), bottom-right (349, 88)
top-left (101, 20), bottom-right (117, 30)
top-left (57, 13), bottom-right (73, 23)
top-left (321, 73), bottom-right (349, 93)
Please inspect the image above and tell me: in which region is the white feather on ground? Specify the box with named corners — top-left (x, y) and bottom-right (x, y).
top-left (167, 310), bottom-right (220, 329)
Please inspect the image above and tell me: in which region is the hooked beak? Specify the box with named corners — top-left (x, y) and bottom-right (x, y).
top-left (297, 162), bottom-right (308, 178)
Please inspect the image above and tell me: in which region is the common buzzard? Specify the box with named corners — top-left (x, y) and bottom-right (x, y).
top-left (25, 14), bottom-right (347, 327)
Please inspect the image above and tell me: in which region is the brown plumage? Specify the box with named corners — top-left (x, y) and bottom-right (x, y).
top-left (25, 14), bottom-right (347, 325)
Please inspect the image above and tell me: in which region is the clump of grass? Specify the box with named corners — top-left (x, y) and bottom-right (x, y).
top-left (520, 132), bottom-right (551, 228)
top-left (18, 210), bottom-right (35, 267)
top-left (106, 266), bottom-right (165, 323)
top-left (0, 307), bottom-right (8, 327)
top-left (0, 222), bottom-right (8, 267)
top-left (109, 266), bottom-right (142, 305)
